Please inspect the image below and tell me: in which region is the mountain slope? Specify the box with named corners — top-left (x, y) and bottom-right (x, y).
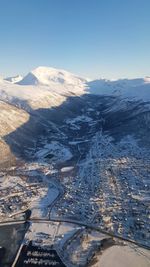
top-left (0, 100), bottom-right (29, 167)
top-left (88, 77), bottom-right (150, 102)
top-left (4, 75), bottom-right (23, 84)
top-left (0, 67), bottom-right (87, 111)
top-left (1, 67), bottom-right (150, 110)
top-left (18, 66), bottom-right (86, 87)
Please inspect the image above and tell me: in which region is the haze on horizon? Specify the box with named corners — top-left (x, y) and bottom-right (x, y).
top-left (0, 0), bottom-right (150, 80)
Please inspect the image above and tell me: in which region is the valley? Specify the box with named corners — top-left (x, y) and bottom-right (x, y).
top-left (0, 67), bottom-right (149, 266)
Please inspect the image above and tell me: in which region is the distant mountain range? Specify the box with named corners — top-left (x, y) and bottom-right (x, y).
top-left (2, 66), bottom-right (150, 106)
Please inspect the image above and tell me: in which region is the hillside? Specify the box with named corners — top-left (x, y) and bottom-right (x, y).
top-left (18, 66), bottom-right (86, 87)
top-left (4, 75), bottom-right (23, 84)
top-left (0, 67), bottom-right (149, 252)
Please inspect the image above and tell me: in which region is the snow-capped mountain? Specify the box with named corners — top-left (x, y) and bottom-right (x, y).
top-left (0, 66), bottom-right (150, 113)
top-left (18, 66), bottom-right (86, 87)
top-left (0, 67), bottom-right (87, 166)
top-left (0, 67), bottom-right (150, 154)
top-left (0, 67), bottom-right (87, 111)
top-left (0, 66), bottom-right (150, 164)
top-left (4, 75), bottom-right (23, 84)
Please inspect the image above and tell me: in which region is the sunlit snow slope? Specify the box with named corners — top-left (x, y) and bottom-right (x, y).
top-left (1, 67), bottom-right (150, 111)
top-left (18, 66), bottom-right (86, 87)
top-left (88, 77), bottom-right (150, 102)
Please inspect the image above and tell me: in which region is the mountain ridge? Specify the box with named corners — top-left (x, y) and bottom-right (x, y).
top-left (2, 66), bottom-right (150, 104)
top-left (17, 66), bottom-right (86, 87)
top-left (0, 66), bottom-right (149, 115)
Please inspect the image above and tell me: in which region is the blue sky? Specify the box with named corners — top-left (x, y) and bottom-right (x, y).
top-left (0, 0), bottom-right (150, 79)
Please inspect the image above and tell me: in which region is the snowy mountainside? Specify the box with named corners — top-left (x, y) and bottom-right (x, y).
top-left (0, 67), bottom-right (150, 112)
top-left (0, 80), bottom-right (67, 111)
top-left (0, 68), bottom-right (87, 111)
top-left (0, 67), bottom-right (150, 167)
top-left (4, 75), bottom-right (23, 84)
top-left (18, 66), bottom-right (86, 87)
top-left (88, 77), bottom-right (150, 102)
top-left (0, 67), bottom-right (87, 166)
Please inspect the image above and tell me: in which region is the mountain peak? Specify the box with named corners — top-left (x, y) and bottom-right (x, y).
top-left (18, 66), bottom-right (86, 86)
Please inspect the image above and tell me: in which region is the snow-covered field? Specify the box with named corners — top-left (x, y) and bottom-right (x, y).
top-left (93, 245), bottom-right (150, 267)
top-left (30, 186), bottom-right (59, 219)
top-left (23, 221), bottom-right (150, 267)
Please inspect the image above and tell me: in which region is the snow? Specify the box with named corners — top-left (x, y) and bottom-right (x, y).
top-left (36, 141), bottom-right (73, 162)
top-left (65, 115), bottom-right (93, 131)
top-left (0, 67), bottom-right (150, 112)
top-left (4, 75), bottom-right (23, 84)
top-left (0, 66), bottom-right (150, 265)
top-left (0, 69), bottom-right (86, 111)
top-left (95, 245), bottom-right (150, 267)
top-left (144, 76), bottom-right (150, 83)
top-left (25, 221), bottom-right (81, 248)
top-left (69, 140), bottom-right (89, 145)
top-left (61, 166), bottom-right (74, 172)
top-left (66, 115), bottom-right (92, 124)
top-left (25, 222), bottom-right (59, 245)
top-left (87, 77), bottom-right (150, 102)
top-left (18, 66), bottom-right (86, 87)
top-left (31, 186), bottom-right (59, 218)
top-left (0, 80), bottom-right (67, 111)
